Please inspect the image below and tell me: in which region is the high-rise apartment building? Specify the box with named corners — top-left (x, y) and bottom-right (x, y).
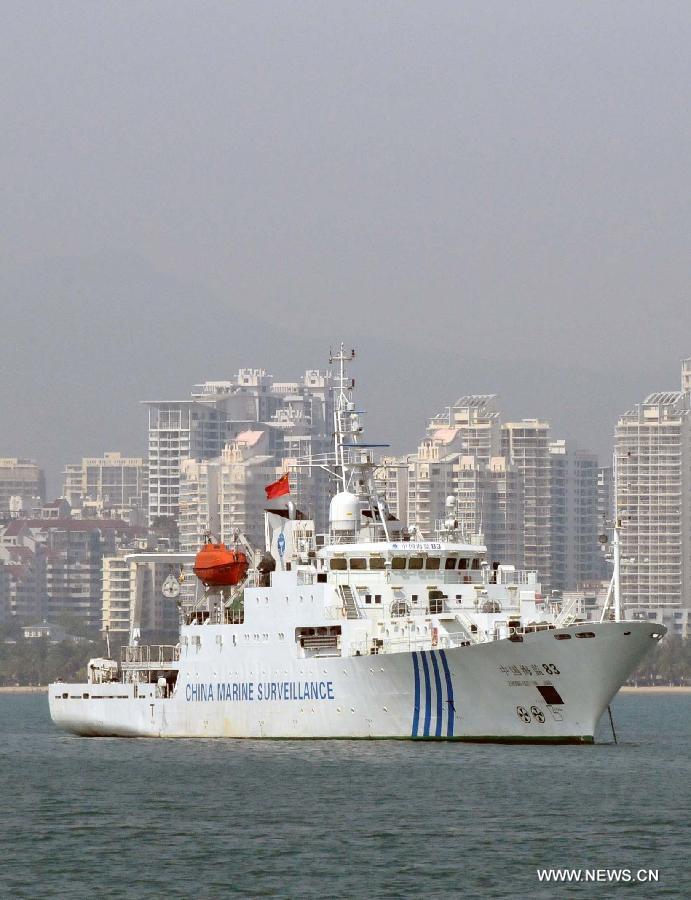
top-left (403, 397), bottom-right (525, 569)
top-left (102, 553), bottom-right (133, 635)
top-left (375, 457), bottom-right (409, 525)
top-left (426, 395), bottom-right (502, 464)
top-left (0, 520), bottom-right (45, 622)
top-left (144, 399), bottom-right (225, 525)
top-left (0, 515), bottom-right (142, 628)
top-left (407, 395), bottom-right (502, 536)
top-left (178, 458), bottom-right (221, 552)
top-left (501, 420), bottom-right (552, 589)
top-left (0, 459), bottom-right (45, 515)
top-left (102, 550), bottom-right (180, 637)
top-left (548, 441), bottom-right (599, 592)
top-left (218, 434), bottom-right (280, 549)
top-left (597, 465), bottom-right (614, 577)
top-left (145, 368), bottom-right (333, 531)
top-left (63, 451), bottom-right (147, 521)
top-left (615, 365), bottom-right (691, 618)
top-left (481, 457), bottom-right (525, 569)
top-left (178, 431), bottom-right (279, 552)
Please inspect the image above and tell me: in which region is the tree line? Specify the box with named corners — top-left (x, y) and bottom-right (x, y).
top-left (0, 618), bottom-right (177, 686)
top-left (629, 635), bottom-right (691, 685)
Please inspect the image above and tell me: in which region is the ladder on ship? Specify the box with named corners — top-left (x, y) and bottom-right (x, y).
top-left (339, 584), bottom-right (361, 620)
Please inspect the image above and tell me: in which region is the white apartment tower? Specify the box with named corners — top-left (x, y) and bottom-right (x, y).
top-left (144, 400), bottom-right (224, 525)
top-left (405, 397), bottom-right (524, 569)
top-left (178, 458), bottom-right (221, 552)
top-left (178, 431), bottom-right (279, 553)
top-left (615, 364), bottom-right (691, 619)
top-left (102, 551), bottom-right (181, 637)
top-left (502, 420), bottom-right (552, 590)
top-left (375, 457), bottom-right (410, 526)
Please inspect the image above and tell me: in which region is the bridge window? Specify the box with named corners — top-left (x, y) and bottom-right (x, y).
top-left (458, 558), bottom-right (468, 570)
top-left (330, 558), bottom-right (347, 570)
top-left (392, 557), bottom-right (406, 570)
top-left (445, 557), bottom-right (457, 570)
top-left (425, 557), bottom-right (440, 570)
top-left (471, 558), bottom-right (480, 570)
top-left (349, 558), bottom-right (367, 570)
top-left (408, 557), bottom-right (423, 570)
top-left (369, 557), bottom-right (386, 570)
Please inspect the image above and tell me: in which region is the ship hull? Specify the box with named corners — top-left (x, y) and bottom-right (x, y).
top-left (49, 622), bottom-right (660, 742)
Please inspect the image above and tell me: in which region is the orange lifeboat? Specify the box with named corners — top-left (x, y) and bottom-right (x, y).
top-left (193, 542), bottom-right (248, 587)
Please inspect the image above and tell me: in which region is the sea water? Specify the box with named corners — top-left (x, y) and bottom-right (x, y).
top-left (0, 692), bottom-right (688, 898)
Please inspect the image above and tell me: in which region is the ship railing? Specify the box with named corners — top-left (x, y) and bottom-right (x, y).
top-left (483, 569), bottom-right (537, 586)
top-left (121, 644), bottom-right (180, 667)
top-left (326, 534), bottom-right (361, 544)
top-left (223, 607), bottom-right (245, 625)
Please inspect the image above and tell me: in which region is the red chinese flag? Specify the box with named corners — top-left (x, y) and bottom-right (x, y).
top-left (265, 473), bottom-right (290, 500)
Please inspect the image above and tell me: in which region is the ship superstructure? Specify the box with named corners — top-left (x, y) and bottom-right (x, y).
top-left (49, 347), bottom-right (664, 741)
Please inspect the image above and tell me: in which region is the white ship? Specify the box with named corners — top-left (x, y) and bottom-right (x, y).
top-left (49, 348), bottom-right (665, 742)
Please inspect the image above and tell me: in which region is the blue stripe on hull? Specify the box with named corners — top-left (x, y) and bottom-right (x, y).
top-left (429, 651), bottom-right (443, 737)
top-left (439, 649), bottom-right (455, 737)
top-left (420, 651), bottom-right (432, 737)
top-left (411, 651), bottom-right (421, 737)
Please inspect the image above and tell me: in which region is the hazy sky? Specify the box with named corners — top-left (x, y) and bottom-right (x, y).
top-left (2, 1), bottom-right (690, 492)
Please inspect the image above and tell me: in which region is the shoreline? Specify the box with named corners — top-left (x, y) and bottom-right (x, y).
top-left (0, 686), bottom-right (47, 694)
top-left (619, 685), bottom-right (691, 694)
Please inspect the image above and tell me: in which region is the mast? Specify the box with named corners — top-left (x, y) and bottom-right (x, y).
top-left (600, 447), bottom-right (623, 623)
top-left (328, 344), bottom-right (392, 541)
top-left (330, 344), bottom-right (356, 493)
top-left (612, 515), bottom-right (622, 623)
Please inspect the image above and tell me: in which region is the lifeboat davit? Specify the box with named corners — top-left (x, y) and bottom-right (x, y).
top-left (193, 542), bottom-right (248, 587)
